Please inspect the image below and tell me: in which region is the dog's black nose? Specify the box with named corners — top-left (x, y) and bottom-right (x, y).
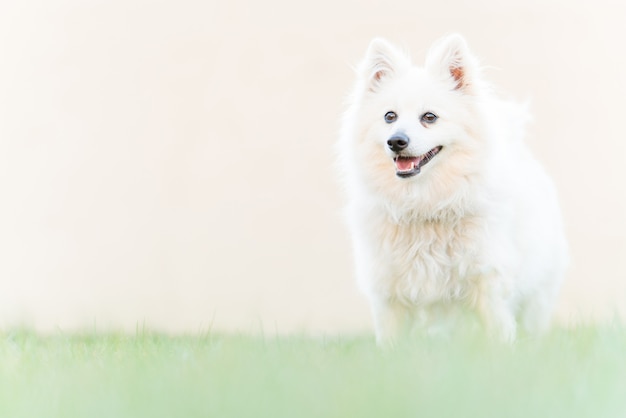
top-left (387, 133), bottom-right (410, 152)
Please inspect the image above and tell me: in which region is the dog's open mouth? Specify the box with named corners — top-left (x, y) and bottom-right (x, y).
top-left (394, 146), bottom-right (443, 178)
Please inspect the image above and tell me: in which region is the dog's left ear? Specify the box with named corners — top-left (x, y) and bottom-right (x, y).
top-left (425, 34), bottom-right (479, 93)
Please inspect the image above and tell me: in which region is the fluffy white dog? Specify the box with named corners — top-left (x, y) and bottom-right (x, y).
top-left (338, 34), bottom-right (568, 344)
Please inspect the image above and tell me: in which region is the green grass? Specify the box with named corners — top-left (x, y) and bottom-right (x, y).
top-left (1, 326), bottom-right (625, 418)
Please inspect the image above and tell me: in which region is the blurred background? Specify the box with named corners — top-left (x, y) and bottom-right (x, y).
top-left (0, 0), bottom-right (624, 334)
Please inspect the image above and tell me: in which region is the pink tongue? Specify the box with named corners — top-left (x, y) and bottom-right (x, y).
top-left (395, 157), bottom-right (419, 171)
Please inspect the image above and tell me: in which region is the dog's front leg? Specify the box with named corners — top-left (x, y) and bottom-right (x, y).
top-left (369, 297), bottom-right (410, 347)
top-left (476, 279), bottom-right (517, 343)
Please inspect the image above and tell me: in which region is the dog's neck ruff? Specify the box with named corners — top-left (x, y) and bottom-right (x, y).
top-left (383, 199), bottom-right (477, 225)
top-left (380, 178), bottom-right (483, 225)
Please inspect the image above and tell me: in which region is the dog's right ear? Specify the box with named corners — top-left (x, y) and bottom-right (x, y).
top-left (425, 34), bottom-right (479, 93)
top-left (359, 38), bottom-right (409, 93)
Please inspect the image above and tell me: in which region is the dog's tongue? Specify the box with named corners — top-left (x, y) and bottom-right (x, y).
top-left (395, 157), bottom-right (419, 171)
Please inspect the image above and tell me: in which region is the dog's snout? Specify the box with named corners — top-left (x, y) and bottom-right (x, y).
top-left (387, 133), bottom-right (410, 152)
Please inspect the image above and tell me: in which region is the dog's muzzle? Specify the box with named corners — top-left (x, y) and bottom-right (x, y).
top-left (386, 131), bottom-right (443, 178)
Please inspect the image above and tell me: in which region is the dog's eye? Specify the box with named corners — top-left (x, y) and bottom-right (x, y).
top-left (421, 112), bottom-right (438, 124)
top-left (384, 111), bottom-right (397, 123)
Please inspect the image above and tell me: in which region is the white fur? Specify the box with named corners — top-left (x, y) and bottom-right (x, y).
top-left (338, 34), bottom-right (568, 344)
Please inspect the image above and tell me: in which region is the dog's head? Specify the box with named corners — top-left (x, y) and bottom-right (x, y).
top-left (343, 34), bottom-right (490, 208)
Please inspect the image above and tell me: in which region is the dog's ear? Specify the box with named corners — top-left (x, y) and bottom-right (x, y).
top-left (425, 34), bottom-right (479, 93)
top-left (359, 38), bottom-right (409, 93)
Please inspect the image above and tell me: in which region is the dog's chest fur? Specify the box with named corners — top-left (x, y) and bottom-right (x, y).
top-left (370, 212), bottom-right (487, 306)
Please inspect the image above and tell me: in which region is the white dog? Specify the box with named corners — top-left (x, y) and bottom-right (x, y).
top-left (338, 34), bottom-right (568, 344)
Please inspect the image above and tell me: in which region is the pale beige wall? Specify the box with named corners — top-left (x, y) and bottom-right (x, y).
top-left (1, 0), bottom-right (624, 334)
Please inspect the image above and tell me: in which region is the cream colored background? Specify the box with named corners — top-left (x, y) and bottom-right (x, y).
top-left (1, 0), bottom-right (624, 334)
